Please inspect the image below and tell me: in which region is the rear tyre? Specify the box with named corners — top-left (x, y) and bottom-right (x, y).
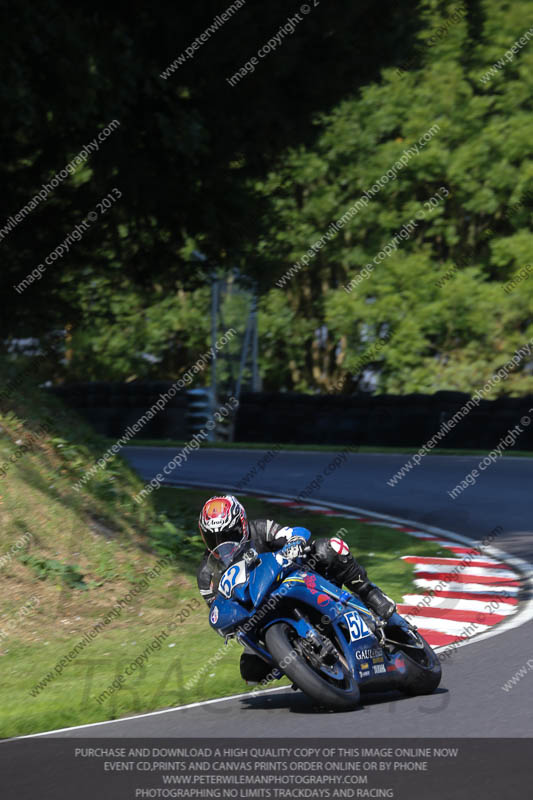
top-left (395, 633), bottom-right (442, 696)
top-left (265, 622), bottom-right (360, 710)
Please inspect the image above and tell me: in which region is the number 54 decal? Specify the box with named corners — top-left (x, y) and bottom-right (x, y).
top-left (344, 611), bottom-right (371, 642)
top-left (219, 561), bottom-right (247, 598)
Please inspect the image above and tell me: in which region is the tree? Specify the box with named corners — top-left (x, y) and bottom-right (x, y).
top-left (257, 0), bottom-right (533, 396)
top-left (1, 0), bottom-right (415, 384)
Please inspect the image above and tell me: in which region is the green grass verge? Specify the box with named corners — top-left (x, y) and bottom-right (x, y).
top-left (112, 438), bottom-right (533, 458)
top-left (0, 372), bottom-right (195, 738)
top-left (1, 487), bottom-right (449, 738)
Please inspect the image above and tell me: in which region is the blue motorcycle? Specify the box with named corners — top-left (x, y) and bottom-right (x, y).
top-left (208, 527), bottom-right (441, 710)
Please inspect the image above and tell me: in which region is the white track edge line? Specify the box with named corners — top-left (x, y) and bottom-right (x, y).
top-left (10, 686), bottom-right (291, 740)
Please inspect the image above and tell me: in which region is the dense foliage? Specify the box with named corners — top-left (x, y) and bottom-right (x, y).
top-left (2, 0), bottom-right (533, 396)
top-left (259, 0), bottom-right (533, 395)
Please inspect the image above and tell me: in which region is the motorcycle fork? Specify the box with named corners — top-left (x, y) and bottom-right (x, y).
top-left (293, 608), bottom-right (350, 672)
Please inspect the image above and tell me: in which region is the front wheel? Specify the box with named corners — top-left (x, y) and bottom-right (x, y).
top-left (265, 622), bottom-right (360, 710)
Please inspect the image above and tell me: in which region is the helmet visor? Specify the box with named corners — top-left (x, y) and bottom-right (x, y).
top-left (201, 526), bottom-right (244, 553)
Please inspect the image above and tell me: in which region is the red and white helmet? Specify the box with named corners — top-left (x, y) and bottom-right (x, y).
top-left (198, 495), bottom-right (249, 554)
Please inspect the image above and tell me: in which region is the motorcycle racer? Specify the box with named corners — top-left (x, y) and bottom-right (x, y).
top-left (197, 495), bottom-right (396, 684)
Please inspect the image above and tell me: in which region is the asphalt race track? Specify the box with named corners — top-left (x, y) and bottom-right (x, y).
top-left (45, 447), bottom-right (533, 738)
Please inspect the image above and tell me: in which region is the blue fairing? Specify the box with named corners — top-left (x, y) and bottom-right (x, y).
top-left (211, 594), bottom-right (250, 632)
top-left (248, 553), bottom-right (282, 607)
top-left (248, 526), bottom-right (312, 607)
top-left (269, 570), bottom-right (379, 676)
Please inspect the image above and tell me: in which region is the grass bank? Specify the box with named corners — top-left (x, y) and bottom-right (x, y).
top-left (0, 373), bottom-right (196, 737)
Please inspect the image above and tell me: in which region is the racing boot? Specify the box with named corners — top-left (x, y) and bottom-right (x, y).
top-left (357, 582), bottom-right (396, 621)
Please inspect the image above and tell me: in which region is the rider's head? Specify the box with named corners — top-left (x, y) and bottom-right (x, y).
top-left (198, 495), bottom-right (249, 555)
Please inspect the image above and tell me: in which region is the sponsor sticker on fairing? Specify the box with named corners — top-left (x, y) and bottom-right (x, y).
top-left (374, 664), bottom-right (386, 674)
top-left (387, 655), bottom-right (406, 673)
top-left (356, 647), bottom-right (382, 660)
top-left (210, 606), bottom-right (219, 624)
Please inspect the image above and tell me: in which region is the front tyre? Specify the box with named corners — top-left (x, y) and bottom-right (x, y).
top-left (265, 622), bottom-right (360, 710)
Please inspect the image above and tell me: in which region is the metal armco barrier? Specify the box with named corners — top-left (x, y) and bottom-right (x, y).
top-left (47, 382), bottom-right (188, 439)
top-left (234, 390), bottom-right (533, 449)
top-left (46, 385), bottom-right (533, 449)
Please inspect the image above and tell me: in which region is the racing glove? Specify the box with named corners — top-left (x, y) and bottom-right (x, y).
top-left (280, 535), bottom-right (307, 561)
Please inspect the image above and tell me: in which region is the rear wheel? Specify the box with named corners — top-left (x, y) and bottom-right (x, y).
top-left (386, 625), bottom-right (441, 695)
top-left (265, 622), bottom-right (360, 710)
